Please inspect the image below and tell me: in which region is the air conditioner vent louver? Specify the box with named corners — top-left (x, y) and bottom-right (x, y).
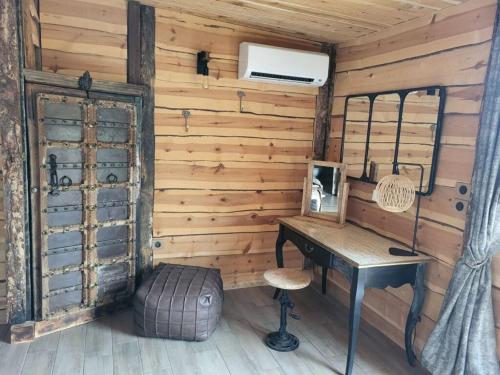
top-left (238, 42), bottom-right (329, 87)
top-left (250, 72), bottom-right (315, 83)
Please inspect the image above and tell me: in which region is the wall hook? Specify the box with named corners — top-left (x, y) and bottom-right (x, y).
top-left (78, 71), bottom-right (93, 98)
top-left (182, 110), bottom-right (191, 132)
top-left (237, 90), bottom-right (246, 112)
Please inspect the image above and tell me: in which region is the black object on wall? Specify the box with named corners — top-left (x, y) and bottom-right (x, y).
top-left (340, 86), bottom-right (446, 196)
top-left (197, 51), bottom-right (210, 76)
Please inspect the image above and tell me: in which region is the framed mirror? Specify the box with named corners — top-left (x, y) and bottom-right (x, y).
top-left (341, 86), bottom-right (445, 195)
top-left (302, 161), bottom-right (348, 224)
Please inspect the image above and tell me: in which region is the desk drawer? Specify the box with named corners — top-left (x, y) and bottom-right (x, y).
top-left (284, 227), bottom-right (334, 268)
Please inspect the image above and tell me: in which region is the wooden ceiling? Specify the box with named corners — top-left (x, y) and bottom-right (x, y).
top-left (145, 0), bottom-right (468, 43)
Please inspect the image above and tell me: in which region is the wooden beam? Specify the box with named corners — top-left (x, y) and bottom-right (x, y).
top-left (313, 43), bottom-right (336, 160)
top-left (24, 69), bottom-right (145, 96)
top-left (128, 2), bottom-right (155, 277)
top-left (0, 0), bottom-right (28, 324)
top-left (21, 0), bottom-right (41, 69)
top-left (127, 1), bottom-right (141, 83)
top-left (10, 321), bottom-right (35, 343)
top-left (10, 299), bottom-right (130, 343)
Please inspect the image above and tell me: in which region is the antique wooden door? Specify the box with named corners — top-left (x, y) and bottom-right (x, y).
top-left (27, 86), bottom-right (140, 321)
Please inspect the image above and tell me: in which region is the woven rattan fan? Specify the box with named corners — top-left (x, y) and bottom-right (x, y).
top-left (373, 163), bottom-right (424, 256)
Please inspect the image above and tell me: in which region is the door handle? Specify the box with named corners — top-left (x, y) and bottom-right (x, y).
top-left (106, 173), bottom-right (118, 184)
top-left (60, 175), bottom-right (73, 188)
top-left (48, 154), bottom-right (59, 196)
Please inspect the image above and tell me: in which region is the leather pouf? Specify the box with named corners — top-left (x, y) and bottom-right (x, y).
top-left (133, 263), bottom-right (223, 341)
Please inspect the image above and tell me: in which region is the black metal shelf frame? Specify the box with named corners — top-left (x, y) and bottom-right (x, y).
top-left (340, 86), bottom-right (446, 196)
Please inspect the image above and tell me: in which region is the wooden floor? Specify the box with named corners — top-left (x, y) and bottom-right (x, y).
top-left (0, 286), bottom-right (429, 375)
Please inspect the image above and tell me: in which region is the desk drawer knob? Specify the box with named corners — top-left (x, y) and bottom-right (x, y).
top-left (305, 244), bottom-right (315, 253)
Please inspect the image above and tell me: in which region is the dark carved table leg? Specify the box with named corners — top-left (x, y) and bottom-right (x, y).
top-left (273, 225), bottom-right (286, 300)
top-left (405, 263), bottom-right (426, 366)
top-left (346, 268), bottom-right (366, 375)
top-left (322, 266), bottom-right (328, 295)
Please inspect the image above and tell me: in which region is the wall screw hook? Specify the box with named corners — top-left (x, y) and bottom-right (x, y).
top-left (182, 110), bottom-right (191, 132)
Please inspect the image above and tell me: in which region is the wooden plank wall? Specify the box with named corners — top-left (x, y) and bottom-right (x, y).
top-left (0, 171), bottom-right (6, 323)
top-left (327, 0), bottom-right (500, 358)
top-left (40, 0), bottom-right (128, 82)
top-left (39, 0), bottom-right (320, 289)
top-left (152, 9), bottom-right (321, 288)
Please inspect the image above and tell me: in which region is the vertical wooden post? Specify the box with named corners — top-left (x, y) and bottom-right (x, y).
top-left (313, 43), bottom-right (336, 161)
top-left (127, 1), bottom-right (141, 83)
top-left (128, 2), bottom-right (155, 277)
top-left (21, 0), bottom-right (41, 69)
top-left (0, 0), bottom-right (28, 324)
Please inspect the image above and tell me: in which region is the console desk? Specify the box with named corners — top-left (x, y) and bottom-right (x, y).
top-left (274, 216), bottom-right (431, 375)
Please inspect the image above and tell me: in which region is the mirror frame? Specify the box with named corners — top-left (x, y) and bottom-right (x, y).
top-left (340, 86), bottom-right (446, 195)
top-left (302, 161), bottom-right (348, 224)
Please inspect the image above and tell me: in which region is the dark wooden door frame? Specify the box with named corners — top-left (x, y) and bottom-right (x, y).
top-left (0, 0), bottom-right (30, 326)
top-left (313, 43), bottom-right (336, 161)
top-left (127, 1), bottom-right (155, 278)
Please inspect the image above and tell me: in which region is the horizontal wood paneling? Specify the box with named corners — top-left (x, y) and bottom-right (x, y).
top-left (152, 9), bottom-right (318, 288)
top-left (156, 89), bottom-right (316, 118)
top-left (155, 136), bottom-right (312, 163)
top-left (155, 110), bottom-right (314, 140)
top-left (154, 231), bottom-right (298, 259)
top-left (155, 251), bottom-right (303, 290)
top-left (154, 209), bottom-right (299, 236)
top-left (327, 0), bottom-right (498, 358)
top-left (336, 0), bottom-right (496, 71)
top-left (40, 0), bottom-right (127, 82)
top-left (155, 161), bottom-right (307, 190)
top-left (349, 182), bottom-right (467, 231)
top-left (154, 189), bottom-right (303, 213)
top-left (335, 42), bottom-right (491, 96)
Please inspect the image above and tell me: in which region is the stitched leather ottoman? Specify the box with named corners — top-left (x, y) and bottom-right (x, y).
top-left (133, 263), bottom-right (223, 341)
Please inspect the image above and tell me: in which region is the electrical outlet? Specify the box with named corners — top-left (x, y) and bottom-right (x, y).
top-left (455, 182), bottom-right (471, 200)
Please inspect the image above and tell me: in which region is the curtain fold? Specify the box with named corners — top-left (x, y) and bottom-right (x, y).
top-left (421, 6), bottom-right (500, 375)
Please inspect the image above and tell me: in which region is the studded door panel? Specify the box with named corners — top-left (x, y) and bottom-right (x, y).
top-left (34, 94), bottom-right (138, 320)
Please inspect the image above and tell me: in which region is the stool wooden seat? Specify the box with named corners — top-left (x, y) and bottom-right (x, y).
top-left (263, 268), bottom-right (311, 290)
top-left (263, 268), bottom-right (311, 352)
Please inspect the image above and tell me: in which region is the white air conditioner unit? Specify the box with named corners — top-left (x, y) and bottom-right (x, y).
top-left (238, 42), bottom-right (329, 87)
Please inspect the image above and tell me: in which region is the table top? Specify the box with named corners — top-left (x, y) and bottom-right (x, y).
top-left (279, 216), bottom-right (432, 269)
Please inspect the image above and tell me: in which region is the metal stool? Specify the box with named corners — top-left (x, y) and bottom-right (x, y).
top-left (263, 268), bottom-right (311, 352)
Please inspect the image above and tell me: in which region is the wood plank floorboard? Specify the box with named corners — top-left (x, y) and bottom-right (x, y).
top-left (0, 286), bottom-right (429, 374)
